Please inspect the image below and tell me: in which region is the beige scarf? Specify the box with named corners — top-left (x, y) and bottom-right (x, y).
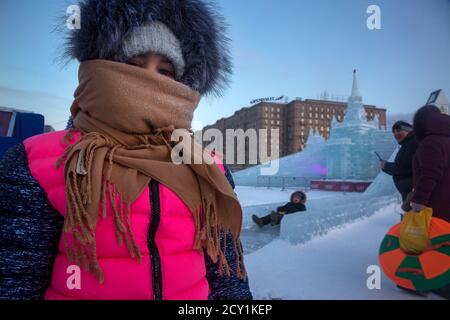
top-left (56, 59), bottom-right (245, 283)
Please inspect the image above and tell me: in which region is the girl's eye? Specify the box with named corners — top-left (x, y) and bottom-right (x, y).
top-left (127, 61), bottom-right (142, 68)
top-left (159, 68), bottom-right (175, 79)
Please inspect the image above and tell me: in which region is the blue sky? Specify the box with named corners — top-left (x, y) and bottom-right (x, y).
top-left (0, 0), bottom-right (449, 130)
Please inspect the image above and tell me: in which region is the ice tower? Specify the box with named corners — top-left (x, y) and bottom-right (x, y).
top-left (325, 70), bottom-right (379, 180)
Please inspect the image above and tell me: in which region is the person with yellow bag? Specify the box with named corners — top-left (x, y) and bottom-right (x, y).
top-left (400, 207), bottom-right (433, 255)
top-left (410, 105), bottom-right (450, 224)
top-left (383, 207), bottom-right (434, 297)
top-left (379, 105), bottom-right (450, 299)
top-left (379, 205), bottom-right (449, 297)
top-left (409, 105), bottom-right (450, 299)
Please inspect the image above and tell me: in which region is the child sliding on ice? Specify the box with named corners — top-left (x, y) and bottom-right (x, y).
top-left (252, 191), bottom-right (307, 227)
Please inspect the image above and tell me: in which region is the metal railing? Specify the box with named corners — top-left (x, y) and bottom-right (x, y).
top-left (256, 176), bottom-right (315, 190)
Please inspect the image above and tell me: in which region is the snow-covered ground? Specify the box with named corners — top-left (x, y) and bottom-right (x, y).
top-left (244, 202), bottom-right (442, 300)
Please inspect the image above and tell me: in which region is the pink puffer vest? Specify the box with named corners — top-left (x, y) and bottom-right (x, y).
top-left (24, 130), bottom-right (224, 300)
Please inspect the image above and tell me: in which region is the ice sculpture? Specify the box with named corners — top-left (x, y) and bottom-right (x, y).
top-left (233, 128), bottom-right (327, 187)
top-left (325, 70), bottom-right (381, 180)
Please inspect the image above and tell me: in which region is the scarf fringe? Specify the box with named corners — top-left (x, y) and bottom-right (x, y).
top-left (194, 198), bottom-right (247, 280)
top-left (57, 128), bottom-right (246, 284)
top-left (57, 131), bottom-right (142, 283)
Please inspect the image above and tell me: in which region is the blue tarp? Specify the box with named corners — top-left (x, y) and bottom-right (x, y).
top-left (0, 112), bottom-right (45, 159)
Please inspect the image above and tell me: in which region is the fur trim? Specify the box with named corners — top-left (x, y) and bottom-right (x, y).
top-left (290, 191), bottom-right (306, 203)
top-left (62, 0), bottom-right (232, 96)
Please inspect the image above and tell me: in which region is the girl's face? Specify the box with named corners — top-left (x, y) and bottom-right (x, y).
top-left (127, 53), bottom-right (176, 80)
top-left (292, 195), bottom-right (303, 204)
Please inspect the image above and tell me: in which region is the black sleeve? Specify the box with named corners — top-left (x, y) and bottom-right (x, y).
top-left (382, 140), bottom-right (418, 178)
top-left (383, 157), bottom-right (413, 178)
top-left (0, 144), bottom-right (63, 300)
top-left (205, 165), bottom-right (252, 300)
top-left (382, 161), bottom-right (397, 176)
top-left (277, 203), bottom-right (306, 214)
top-left (276, 202), bottom-right (290, 212)
top-left (224, 165), bottom-right (235, 190)
top-left (400, 140), bottom-right (419, 177)
top-left (205, 232), bottom-right (252, 300)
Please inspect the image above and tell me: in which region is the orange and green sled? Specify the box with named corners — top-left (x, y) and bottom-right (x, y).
top-left (379, 217), bottom-right (450, 291)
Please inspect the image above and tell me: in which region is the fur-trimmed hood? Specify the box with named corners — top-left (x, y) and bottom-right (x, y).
top-left (413, 105), bottom-right (450, 142)
top-left (290, 191), bottom-right (306, 203)
top-left (63, 0), bottom-right (232, 96)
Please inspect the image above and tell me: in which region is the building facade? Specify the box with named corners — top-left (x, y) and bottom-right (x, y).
top-left (202, 97), bottom-right (387, 171)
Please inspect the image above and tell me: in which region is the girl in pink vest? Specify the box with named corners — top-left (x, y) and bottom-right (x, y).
top-left (0, 0), bottom-right (251, 300)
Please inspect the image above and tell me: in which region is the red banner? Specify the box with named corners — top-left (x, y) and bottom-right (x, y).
top-left (310, 180), bottom-right (371, 193)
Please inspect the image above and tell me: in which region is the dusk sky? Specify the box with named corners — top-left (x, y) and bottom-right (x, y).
top-left (1, 0), bottom-right (449, 130)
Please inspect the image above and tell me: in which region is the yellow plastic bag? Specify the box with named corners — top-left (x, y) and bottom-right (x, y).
top-left (399, 207), bottom-right (433, 255)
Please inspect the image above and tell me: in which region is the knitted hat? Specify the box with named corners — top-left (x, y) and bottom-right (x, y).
top-left (392, 120), bottom-right (413, 132)
top-left (63, 0), bottom-right (232, 96)
top-left (123, 22), bottom-right (186, 80)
